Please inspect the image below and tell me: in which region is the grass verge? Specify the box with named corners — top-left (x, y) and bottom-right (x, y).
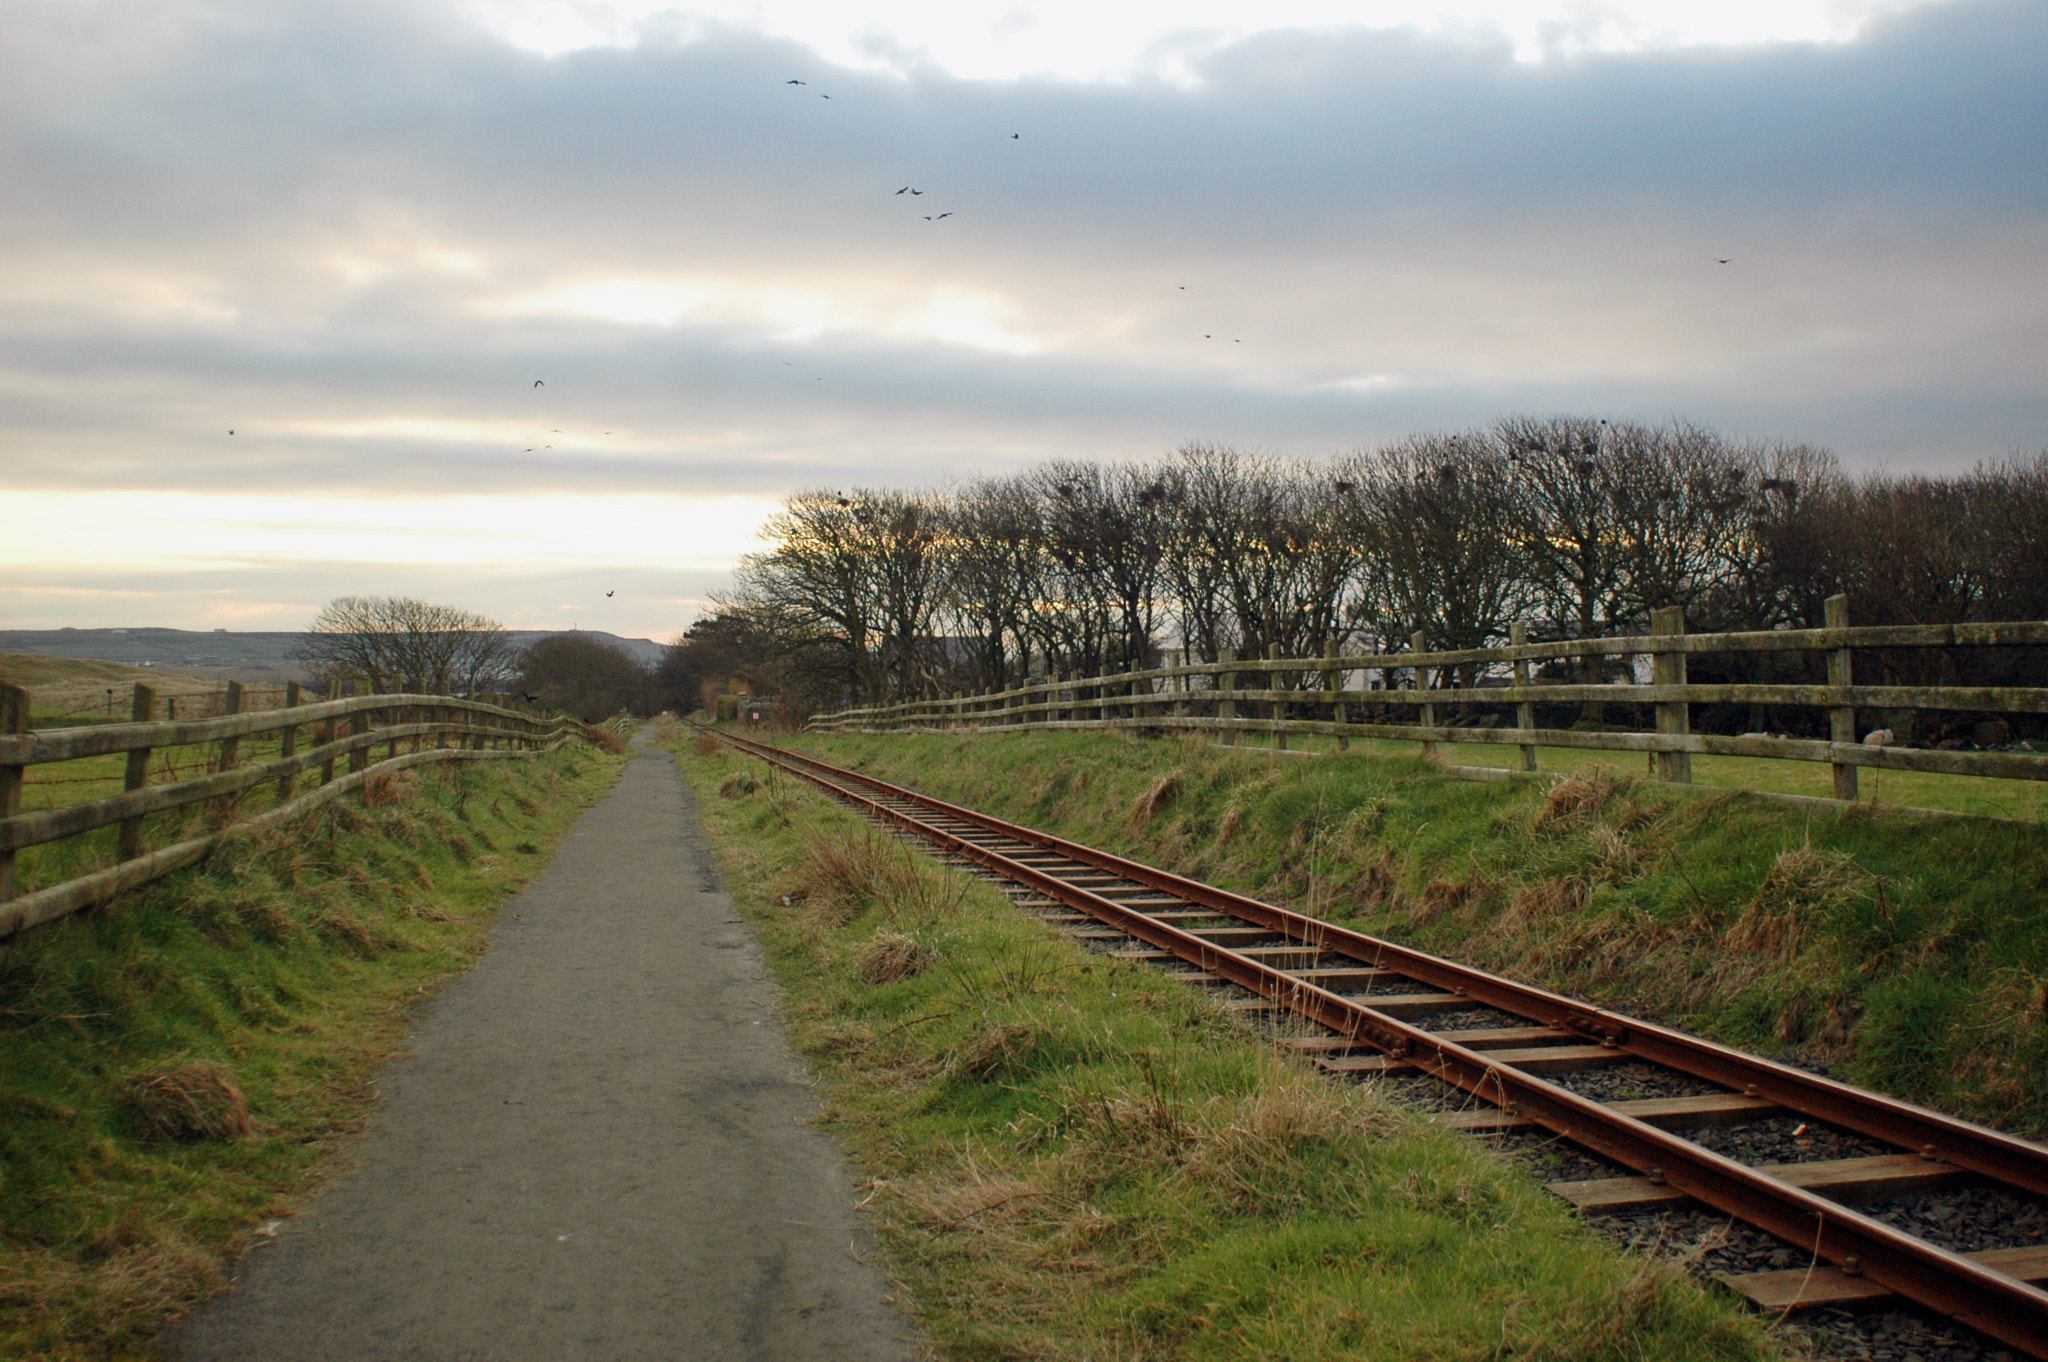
top-left (667, 725), bottom-right (1788, 1361)
top-left (777, 729), bottom-right (2048, 1141)
top-left (0, 742), bottom-right (627, 1359)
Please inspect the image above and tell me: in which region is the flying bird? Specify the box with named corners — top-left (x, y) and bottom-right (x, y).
top-left (1717, 258), bottom-right (1731, 264)
top-left (533, 379), bottom-right (544, 387)
top-left (910, 188), bottom-right (922, 195)
top-left (787, 79), bottom-right (805, 85)
top-left (605, 590), bottom-right (615, 598)
top-left (896, 186), bottom-right (909, 194)
top-left (820, 94), bottom-right (831, 99)
top-left (936, 212), bottom-right (952, 219)
top-left (228, 429), bottom-right (234, 434)
top-left (1011, 133), bottom-right (1019, 139)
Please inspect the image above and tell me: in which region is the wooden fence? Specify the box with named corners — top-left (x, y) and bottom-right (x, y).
top-left (808, 597), bottom-right (2048, 802)
top-left (0, 680), bottom-right (604, 940)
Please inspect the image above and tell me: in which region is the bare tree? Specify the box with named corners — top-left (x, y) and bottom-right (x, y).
top-left (1339, 433), bottom-right (1528, 665)
top-left (297, 596), bottom-right (511, 695)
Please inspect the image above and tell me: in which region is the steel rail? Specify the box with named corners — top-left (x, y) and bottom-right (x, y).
top-left (722, 729), bottom-right (2048, 1198)
top-left (697, 724), bottom-right (2048, 1357)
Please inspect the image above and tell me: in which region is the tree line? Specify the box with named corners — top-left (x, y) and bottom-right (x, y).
top-left (297, 596), bottom-right (655, 722)
top-left (664, 417), bottom-right (2048, 717)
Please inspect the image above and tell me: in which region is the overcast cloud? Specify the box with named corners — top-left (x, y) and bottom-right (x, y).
top-left (1, 0), bottom-right (2042, 637)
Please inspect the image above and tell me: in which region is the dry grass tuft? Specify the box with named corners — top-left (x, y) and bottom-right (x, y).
top-left (1128, 771), bottom-right (1182, 830)
top-left (693, 730), bottom-right (723, 757)
top-left (952, 1021), bottom-right (1052, 1083)
top-left (312, 905), bottom-right (393, 956)
top-left (1725, 844), bottom-right (1870, 960)
top-left (1187, 1068), bottom-right (1381, 1194)
top-left (1534, 770), bottom-right (1620, 831)
top-left (361, 772), bottom-right (417, 808)
top-left (121, 1061), bottom-right (251, 1142)
top-left (718, 770), bottom-right (760, 798)
top-left (798, 827), bottom-right (962, 926)
top-left (854, 930), bottom-right (937, 984)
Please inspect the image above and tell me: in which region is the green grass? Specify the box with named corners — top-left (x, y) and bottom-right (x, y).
top-left (1173, 729), bottom-right (2048, 822)
top-left (0, 743), bottom-right (627, 1360)
top-left (770, 729), bottom-right (2048, 1142)
top-left (666, 724), bottom-right (1789, 1362)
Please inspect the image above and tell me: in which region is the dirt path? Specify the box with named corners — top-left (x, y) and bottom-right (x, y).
top-left (173, 733), bottom-right (920, 1361)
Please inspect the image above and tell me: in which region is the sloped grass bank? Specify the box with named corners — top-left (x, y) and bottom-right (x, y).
top-left (787, 731), bottom-right (2048, 1142)
top-left (671, 730), bottom-right (1784, 1361)
top-left (0, 745), bottom-right (626, 1360)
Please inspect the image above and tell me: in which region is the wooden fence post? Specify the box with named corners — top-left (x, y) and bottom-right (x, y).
top-left (1268, 643), bottom-right (1287, 751)
top-left (1651, 607), bottom-right (1692, 783)
top-left (350, 680), bottom-right (372, 786)
top-left (1413, 632), bottom-right (1436, 760)
top-left (1511, 621), bottom-right (1537, 772)
top-left (320, 679), bottom-right (342, 785)
top-left (1826, 594), bottom-right (1858, 801)
top-left (1326, 641), bottom-right (1348, 752)
top-left (1218, 647), bottom-right (1238, 745)
top-left (214, 680), bottom-right (245, 819)
top-left (1130, 657), bottom-right (1142, 729)
top-left (0, 684), bottom-right (26, 902)
top-left (119, 683), bottom-right (156, 861)
top-left (277, 681), bottom-right (302, 805)
top-left (1173, 650), bottom-right (1188, 720)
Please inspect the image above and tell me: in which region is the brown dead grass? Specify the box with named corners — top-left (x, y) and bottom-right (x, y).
top-left (1725, 844), bottom-right (1871, 961)
top-left (120, 1061), bottom-right (251, 1142)
top-left (1129, 771), bottom-right (1183, 830)
top-left (1534, 770), bottom-right (1621, 832)
top-left (854, 930), bottom-right (937, 984)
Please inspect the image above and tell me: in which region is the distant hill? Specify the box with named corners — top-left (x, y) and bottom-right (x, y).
top-left (0, 627), bottom-right (667, 675)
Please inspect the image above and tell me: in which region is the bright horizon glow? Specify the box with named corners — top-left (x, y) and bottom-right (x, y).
top-left (464, 0), bottom-right (1941, 77)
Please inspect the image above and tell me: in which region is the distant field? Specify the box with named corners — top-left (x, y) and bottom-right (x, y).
top-left (0, 652), bottom-right (293, 726)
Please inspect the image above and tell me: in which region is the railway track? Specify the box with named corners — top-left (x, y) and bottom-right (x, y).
top-left (695, 724), bottom-right (2048, 1357)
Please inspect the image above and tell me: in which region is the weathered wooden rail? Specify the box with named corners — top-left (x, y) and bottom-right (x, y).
top-left (0, 682), bottom-right (603, 939)
top-left (810, 599), bottom-right (2048, 801)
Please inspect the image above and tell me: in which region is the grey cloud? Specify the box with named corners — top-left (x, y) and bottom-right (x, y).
top-left (1, 0), bottom-right (2043, 523)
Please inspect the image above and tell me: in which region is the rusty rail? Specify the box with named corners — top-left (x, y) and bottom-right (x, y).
top-left (696, 723), bottom-right (2048, 1357)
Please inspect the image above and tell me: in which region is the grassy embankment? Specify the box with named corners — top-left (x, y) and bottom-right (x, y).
top-left (668, 725), bottom-right (1787, 1361)
top-left (786, 730), bottom-right (2048, 1141)
top-left (0, 742), bottom-right (626, 1360)
top-left (1067, 724), bottom-right (2048, 823)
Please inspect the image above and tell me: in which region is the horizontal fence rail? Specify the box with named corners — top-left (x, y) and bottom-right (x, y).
top-left (0, 682), bottom-right (605, 939)
top-left (809, 598), bottom-right (2048, 802)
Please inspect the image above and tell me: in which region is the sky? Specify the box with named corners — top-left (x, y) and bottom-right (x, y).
top-left (2, 0), bottom-right (2042, 642)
